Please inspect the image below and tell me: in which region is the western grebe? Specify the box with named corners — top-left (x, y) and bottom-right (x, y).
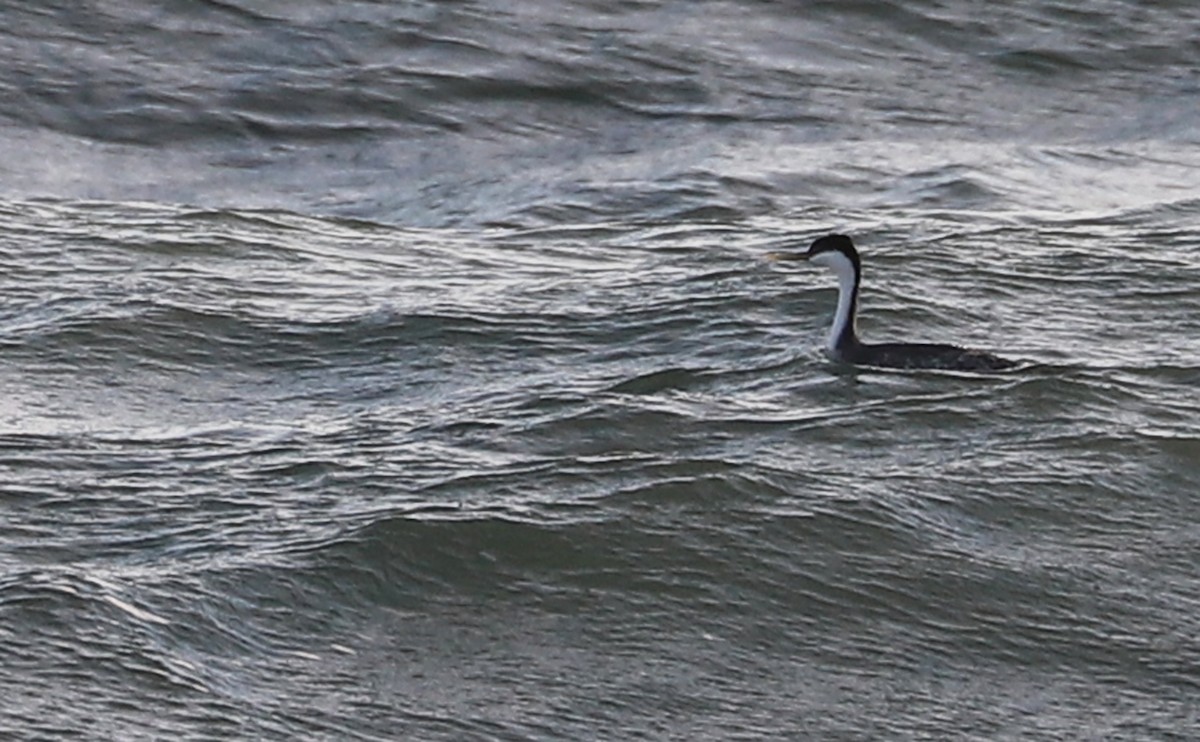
top-left (769, 234), bottom-right (1015, 371)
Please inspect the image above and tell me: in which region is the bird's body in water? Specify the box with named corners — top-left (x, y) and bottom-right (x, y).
top-left (770, 234), bottom-right (1015, 372)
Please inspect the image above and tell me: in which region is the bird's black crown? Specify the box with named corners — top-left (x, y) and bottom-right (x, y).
top-left (806, 234), bottom-right (861, 271)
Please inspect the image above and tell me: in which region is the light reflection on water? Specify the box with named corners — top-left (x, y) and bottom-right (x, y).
top-left (3, 0), bottom-right (1200, 737)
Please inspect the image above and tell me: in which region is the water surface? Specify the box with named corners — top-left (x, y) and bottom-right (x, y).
top-left (3, 1), bottom-right (1200, 738)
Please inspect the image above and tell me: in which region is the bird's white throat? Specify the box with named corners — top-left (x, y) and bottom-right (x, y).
top-left (810, 250), bottom-right (858, 353)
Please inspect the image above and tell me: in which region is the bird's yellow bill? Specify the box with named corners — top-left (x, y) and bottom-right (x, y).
top-left (765, 251), bottom-right (809, 262)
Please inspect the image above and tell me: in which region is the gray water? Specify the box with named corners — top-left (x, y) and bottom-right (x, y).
top-left (3, 2), bottom-right (1200, 739)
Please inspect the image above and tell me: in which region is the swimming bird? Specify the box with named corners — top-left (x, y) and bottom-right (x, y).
top-left (769, 234), bottom-right (1015, 371)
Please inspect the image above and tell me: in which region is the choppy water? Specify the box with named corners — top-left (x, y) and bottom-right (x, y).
top-left (3, 2), bottom-right (1200, 739)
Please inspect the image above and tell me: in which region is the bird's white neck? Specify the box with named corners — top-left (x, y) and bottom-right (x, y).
top-left (810, 250), bottom-right (859, 353)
